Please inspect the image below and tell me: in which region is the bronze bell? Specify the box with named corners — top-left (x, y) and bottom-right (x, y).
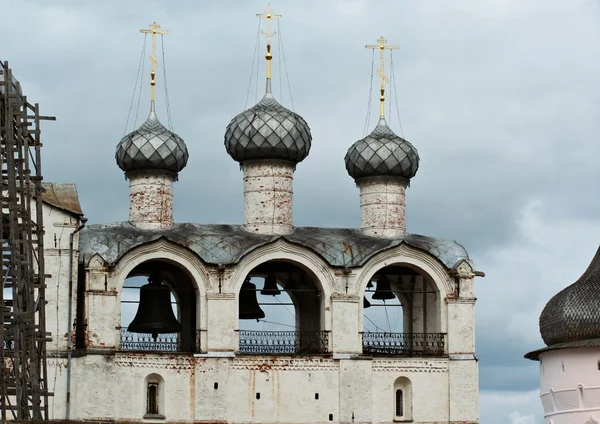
top-left (128, 273), bottom-right (182, 340)
top-left (260, 271), bottom-right (281, 296)
top-left (363, 296), bottom-right (371, 309)
top-left (372, 275), bottom-right (395, 300)
top-left (239, 278), bottom-right (265, 320)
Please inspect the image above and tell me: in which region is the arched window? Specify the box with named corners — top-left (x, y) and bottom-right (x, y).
top-left (362, 265), bottom-right (442, 357)
top-left (120, 260), bottom-right (198, 353)
top-left (393, 377), bottom-right (412, 421)
top-left (237, 260), bottom-right (327, 355)
top-left (144, 373), bottom-right (165, 419)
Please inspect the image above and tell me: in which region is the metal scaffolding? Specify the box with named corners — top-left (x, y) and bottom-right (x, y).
top-left (0, 61), bottom-right (53, 420)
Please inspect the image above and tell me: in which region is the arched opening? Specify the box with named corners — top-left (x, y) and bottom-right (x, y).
top-left (120, 260), bottom-right (198, 352)
top-left (362, 264), bottom-right (443, 356)
top-left (237, 260), bottom-right (327, 355)
top-left (393, 376), bottom-right (412, 421)
top-left (144, 373), bottom-right (165, 419)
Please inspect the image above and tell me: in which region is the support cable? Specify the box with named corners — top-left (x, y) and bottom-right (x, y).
top-left (161, 34), bottom-right (174, 131)
top-left (123, 34), bottom-right (147, 136)
top-left (363, 314), bottom-right (386, 332)
top-left (390, 50), bottom-right (405, 138)
top-left (133, 37), bottom-right (148, 130)
top-left (245, 17), bottom-right (262, 109)
top-left (363, 49), bottom-right (375, 137)
top-left (277, 20), bottom-right (295, 111)
top-left (257, 319), bottom-right (295, 329)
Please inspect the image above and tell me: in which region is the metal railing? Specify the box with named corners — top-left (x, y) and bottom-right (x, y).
top-left (238, 330), bottom-right (329, 355)
top-left (119, 328), bottom-right (200, 352)
top-left (362, 332), bottom-right (445, 356)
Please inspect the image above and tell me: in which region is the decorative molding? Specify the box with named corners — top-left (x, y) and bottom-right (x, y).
top-left (331, 294), bottom-right (360, 303)
top-left (206, 293), bottom-right (235, 300)
top-left (114, 353), bottom-right (195, 370)
top-left (229, 357), bottom-right (338, 372)
top-left (372, 358), bottom-right (448, 374)
top-left (354, 243), bottom-right (454, 298)
top-left (88, 253), bottom-right (106, 270)
top-left (111, 238), bottom-right (211, 294)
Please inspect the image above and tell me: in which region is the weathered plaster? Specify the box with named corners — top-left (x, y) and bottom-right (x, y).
top-left (357, 176), bottom-right (408, 238)
top-left (242, 160), bottom-right (295, 235)
top-left (127, 170), bottom-right (175, 230)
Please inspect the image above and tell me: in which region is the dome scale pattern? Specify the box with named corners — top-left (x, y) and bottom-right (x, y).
top-left (539, 246), bottom-right (600, 346)
top-left (116, 103), bottom-right (188, 174)
top-left (224, 87), bottom-right (312, 164)
top-left (345, 117), bottom-right (419, 180)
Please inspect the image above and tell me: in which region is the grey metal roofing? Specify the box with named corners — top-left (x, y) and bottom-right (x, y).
top-left (525, 338), bottom-right (600, 361)
top-left (79, 222), bottom-right (471, 270)
top-left (345, 117), bottom-right (419, 180)
top-left (538, 246), bottom-right (600, 347)
top-left (41, 183), bottom-right (83, 216)
top-left (224, 79), bottom-right (311, 164)
top-left (116, 101), bottom-right (188, 174)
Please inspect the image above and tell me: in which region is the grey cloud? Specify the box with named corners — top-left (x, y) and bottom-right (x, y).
top-left (6, 2), bottom-right (600, 421)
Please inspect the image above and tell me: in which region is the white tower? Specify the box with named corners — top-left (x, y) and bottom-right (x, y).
top-left (526, 247), bottom-right (600, 423)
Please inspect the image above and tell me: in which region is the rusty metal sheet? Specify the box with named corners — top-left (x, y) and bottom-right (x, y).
top-left (79, 222), bottom-right (471, 270)
top-left (41, 182), bottom-right (83, 216)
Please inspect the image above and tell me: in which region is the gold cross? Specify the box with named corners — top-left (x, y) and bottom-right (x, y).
top-left (257, 4), bottom-right (282, 79)
top-left (366, 36), bottom-right (399, 117)
top-left (140, 22), bottom-right (168, 101)
top-left (257, 3), bottom-right (282, 45)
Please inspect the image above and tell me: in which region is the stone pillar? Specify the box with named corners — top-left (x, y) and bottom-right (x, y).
top-left (356, 176), bottom-right (408, 238)
top-left (242, 159), bottom-right (294, 235)
top-left (127, 170), bottom-right (175, 230)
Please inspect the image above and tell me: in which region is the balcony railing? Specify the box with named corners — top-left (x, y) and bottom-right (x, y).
top-left (362, 332), bottom-right (445, 356)
top-left (238, 330), bottom-right (329, 355)
top-left (120, 328), bottom-right (200, 352)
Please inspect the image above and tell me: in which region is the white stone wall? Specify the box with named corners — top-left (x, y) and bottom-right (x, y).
top-left (46, 354), bottom-right (478, 424)
top-left (538, 347), bottom-right (600, 423)
top-left (42, 204), bottom-right (81, 352)
top-left (242, 160), bottom-right (294, 235)
top-left (45, 235), bottom-right (479, 423)
top-left (127, 170), bottom-right (175, 229)
top-left (357, 176), bottom-right (408, 238)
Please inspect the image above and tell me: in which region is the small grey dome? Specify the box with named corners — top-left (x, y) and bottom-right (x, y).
top-left (224, 84), bottom-right (312, 164)
top-left (539, 247), bottom-right (600, 346)
top-left (345, 117), bottom-right (419, 180)
top-left (116, 103), bottom-right (188, 174)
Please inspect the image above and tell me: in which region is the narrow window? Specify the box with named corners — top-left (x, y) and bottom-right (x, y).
top-left (395, 389), bottom-right (404, 417)
top-left (147, 382), bottom-right (159, 415)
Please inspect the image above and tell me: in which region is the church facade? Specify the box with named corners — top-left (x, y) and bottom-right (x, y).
top-left (42, 16), bottom-right (481, 424)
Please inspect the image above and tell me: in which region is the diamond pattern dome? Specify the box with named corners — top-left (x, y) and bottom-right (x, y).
top-left (116, 104), bottom-right (188, 174)
top-left (539, 247), bottom-right (600, 346)
top-left (345, 117), bottom-right (419, 180)
top-left (224, 90), bottom-right (312, 164)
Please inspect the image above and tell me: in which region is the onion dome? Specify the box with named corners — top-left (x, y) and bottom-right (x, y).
top-left (224, 81), bottom-right (312, 164)
top-left (539, 247), bottom-right (600, 346)
top-left (116, 102), bottom-right (188, 174)
top-left (345, 117), bottom-right (419, 180)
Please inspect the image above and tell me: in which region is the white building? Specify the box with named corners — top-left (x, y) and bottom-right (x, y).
top-left (526, 248), bottom-right (600, 423)
top-left (42, 17), bottom-right (482, 424)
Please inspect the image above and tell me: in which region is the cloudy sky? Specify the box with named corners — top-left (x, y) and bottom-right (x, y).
top-left (5, 0), bottom-right (600, 422)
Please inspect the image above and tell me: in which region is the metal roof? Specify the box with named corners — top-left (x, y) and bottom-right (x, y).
top-left (41, 183), bottom-right (83, 216)
top-left (224, 79), bottom-right (311, 164)
top-left (79, 222), bottom-right (471, 269)
top-left (345, 116), bottom-right (419, 180)
top-left (538, 246), bottom-right (600, 347)
top-left (525, 338), bottom-right (600, 361)
top-left (116, 101), bottom-right (188, 174)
